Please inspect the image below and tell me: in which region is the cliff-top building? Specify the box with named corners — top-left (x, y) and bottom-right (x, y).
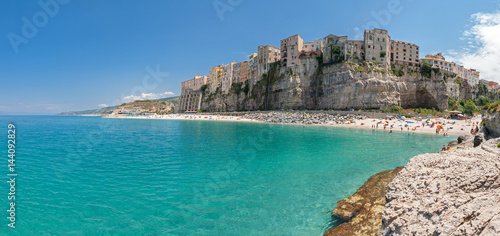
top-left (208, 65), bottom-right (224, 92)
top-left (390, 40), bottom-right (419, 69)
top-left (256, 45), bottom-right (280, 83)
top-left (221, 62), bottom-right (236, 94)
top-left (178, 75), bottom-right (208, 113)
top-left (280, 35), bottom-right (322, 67)
top-left (323, 28), bottom-right (419, 70)
top-left (420, 53), bottom-right (480, 86)
top-left (248, 53), bottom-right (258, 85)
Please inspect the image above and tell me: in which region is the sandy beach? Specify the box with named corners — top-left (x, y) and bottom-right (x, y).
top-left (104, 112), bottom-right (481, 137)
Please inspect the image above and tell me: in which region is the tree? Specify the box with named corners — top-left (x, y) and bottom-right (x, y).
top-left (420, 61), bottom-right (432, 78)
top-left (463, 99), bottom-right (478, 116)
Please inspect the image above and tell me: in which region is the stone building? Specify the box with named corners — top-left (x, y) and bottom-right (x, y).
top-left (178, 75), bottom-right (208, 113)
top-left (181, 75), bottom-right (208, 92)
top-left (364, 29), bottom-right (391, 69)
top-left (323, 29), bottom-right (420, 71)
top-left (391, 40), bottom-right (420, 69)
top-left (281, 35), bottom-right (323, 67)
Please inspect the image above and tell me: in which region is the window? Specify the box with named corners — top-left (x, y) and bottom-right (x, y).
top-left (383, 38), bottom-right (385, 42)
top-left (377, 38), bottom-right (380, 41)
top-left (380, 46), bottom-right (382, 50)
top-left (369, 36), bottom-right (372, 40)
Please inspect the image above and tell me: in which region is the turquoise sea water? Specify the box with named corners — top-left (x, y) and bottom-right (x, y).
top-left (0, 116), bottom-right (455, 235)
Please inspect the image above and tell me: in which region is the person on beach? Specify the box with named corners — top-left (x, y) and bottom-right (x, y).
top-left (447, 145), bottom-right (451, 150)
top-left (442, 145), bottom-right (447, 151)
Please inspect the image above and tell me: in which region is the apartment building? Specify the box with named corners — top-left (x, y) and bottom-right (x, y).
top-left (256, 45), bottom-right (280, 79)
top-left (208, 65), bottom-right (224, 92)
top-left (178, 75), bottom-right (208, 113)
top-left (221, 62), bottom-right (236, 94)
top-left (233, 61), bottom-right (248, 83)
top-left (281, 35), bottom-right (323, 67)
top-left (390, 40), bottom-right (419, 69)
top-left (420, 53), bottom-right (480, 86)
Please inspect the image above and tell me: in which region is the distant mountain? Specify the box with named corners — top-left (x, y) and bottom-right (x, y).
top-left (56, 96), bottom-right (179, 116)
top-left (56, 106), bottom-right (116, 116)
top-left (157, 96), bottom-right (179, 105)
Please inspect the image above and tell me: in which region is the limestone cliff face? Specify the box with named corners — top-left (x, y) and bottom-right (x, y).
top-left (483, 111), bottom-right (500, 137)
top-left (201, 60), bottom-right (469, 112)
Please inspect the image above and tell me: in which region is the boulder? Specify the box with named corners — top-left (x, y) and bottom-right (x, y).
top-left (324, 166), bottom-right (403, 236)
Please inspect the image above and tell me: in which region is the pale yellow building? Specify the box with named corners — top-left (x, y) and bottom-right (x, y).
top-left (208, 65), bottom-right (224, 92)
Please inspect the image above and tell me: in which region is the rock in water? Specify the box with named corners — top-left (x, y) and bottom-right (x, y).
top-left (324, 166), bottom-right (404, 236)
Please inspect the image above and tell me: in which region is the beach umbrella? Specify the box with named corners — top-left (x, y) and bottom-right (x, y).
top-left (437, 125), bottom-right (444, 129)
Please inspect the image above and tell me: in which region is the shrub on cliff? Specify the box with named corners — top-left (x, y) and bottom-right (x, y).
top-left (463, 99), bottom-right (479, 116)
top-left (420, 61), bottom-right (432, 78)
top-left (391, 66), bottom-right (405, 77)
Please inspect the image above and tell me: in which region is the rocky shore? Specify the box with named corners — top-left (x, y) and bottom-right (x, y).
top-left (324, 167), bottom-right (404, 236)
top-left (380, 132), bottom-right (500, 235)
top-left (242, 112), bottom-right (367, 125)
top-left (325, 120), bottom-right (500, 235)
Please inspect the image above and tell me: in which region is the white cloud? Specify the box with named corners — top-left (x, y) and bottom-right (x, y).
top-left (122, 91), bottom-right (175, 102)
top-left (98, 104), bottom-right (109, 108)
top-left (446, 10), bottom-right (500, 83)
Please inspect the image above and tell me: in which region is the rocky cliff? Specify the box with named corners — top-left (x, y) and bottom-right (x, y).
top-left (380, 134), bottom-right (500, 235)
top-left (201, 60), bottom-right (470, 112)
top-left (111, 100), bottom-right (174, 115)
top-left (483, 111), bottom-right (500, 137)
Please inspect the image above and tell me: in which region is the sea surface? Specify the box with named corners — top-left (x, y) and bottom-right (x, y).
top-left (0, 116), bottom-right (455, 235)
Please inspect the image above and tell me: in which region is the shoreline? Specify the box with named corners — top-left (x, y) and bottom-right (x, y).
top-left (104, 112), bottom-right (480, 137)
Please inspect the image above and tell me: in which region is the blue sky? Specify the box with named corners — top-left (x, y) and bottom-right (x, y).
top-left (1, 0), bottom-right (499, 115)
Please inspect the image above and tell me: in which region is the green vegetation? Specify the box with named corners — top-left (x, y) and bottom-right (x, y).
top-left (454, 78), bottom-right (462, 87)
top-left (413, 108), bottom-right (438, 116)
top-left (391, 66), bottom-right (405, 77)
top-left (230, 82), bottom-right (244, 95)
top-left (380, 51), bottom-right (386, 58)
top-left (328, 46), bottom-right (343, 64)
top-left (354, 66), bottom-right (367, 73)
top-left (315, 55), bottom-right (323, 75)
top-left (243, 80), bottom-right (250, 95)
top-left (201, 84), bottom-right (207, 92)
top-left (420, 61), bottom-right (432, 78)
top-left (497, 143), bottom-right (500, 148)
